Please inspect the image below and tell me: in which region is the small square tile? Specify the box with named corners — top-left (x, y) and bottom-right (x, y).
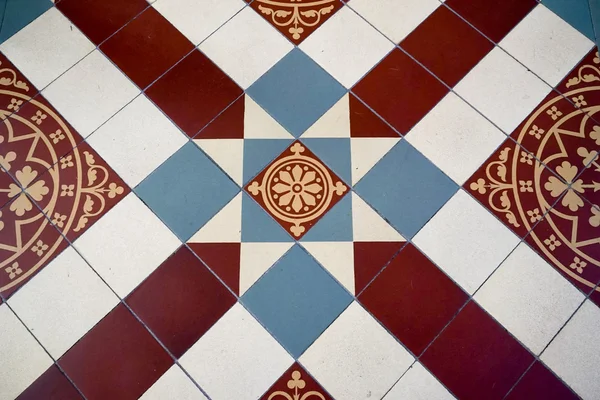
top-left (0, 0), bottom-right (53, 44)
top-left (244, 141), bottom-right (349, 239)
top-left (200, 7), bottom-right (293, 89)
top-left (247, 0), bottom-right (343, 44)
top-left (261, 363), bottom-right (332, 400)
top-left (455, 47), bottom-right (551, 134)
top-left (136, 142), bottom-right (240, 241)
top-left (8, 247), bottom-right (119, 358)
top-left (384, 362), bottom-right (454, 400)
top-left (139, 365), bottom-right (207, 400)
top-left (500, 4), bottom-right (593, 87)
top-left (0, 7), bottom-right (95, 89)
top-left (146, 50), bottom-right (242, 137)
top-left (406, 92), bottom-right (506, 185)
top-left (506, 361), bottom-right (579, 400)
top-left (541, 300), bottom-right (600, 400)
top-left (413, 189), bottom-right (520, 294)
top-left (421, 301), bottom-right (534, 400)
top-left (58, 304), bottom-right (173, 400)
top-left (475, 243), bottom-right (584, 354)
top-left (241, 245), bottom-right (352, 357)
top-left (179, 303), bottom-right (293, 400)
top-left (57, 0), bottom-right (148, 44)
top-left (400, 5), bottom-right (494, 87)
top-left (127, 246), bottom-right (236, 358)
top-left (299, 6), bottom-right (394, 89)
top-left (353, 48), bottom-right (449, 134)
top-left (0, 304), bottom-right (53, 400)
top-left (101, 7), bottom-right (194, 89)
top-left (17, 365), bottom-right (82, 400)
top-left (87, 94), bottom-right (187, 188)
top-left (354, 140), bottom-right (458, 238)
top-left (153, 0), bottom-right (244, 45)
top-left (300, 301), bottom-right (414, 400)
top-left (348, 0), bottom-right (440, 44)
top-left (445, 0), bottom-right (537, 42)
top-left (42, 50), bottom-right (140, 138)
top-left (74, 193), bottom-right (181, 297)
top-left (359, 243), bottom-right (468, 355)
top-left (247, 48), bottom-right (346, 137)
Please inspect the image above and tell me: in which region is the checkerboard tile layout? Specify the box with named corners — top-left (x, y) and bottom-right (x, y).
top-left (3, 1), bottom-right (600, 399)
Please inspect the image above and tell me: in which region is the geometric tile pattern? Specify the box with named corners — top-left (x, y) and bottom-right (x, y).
top-left (2, 0), bottom-right (600, 399)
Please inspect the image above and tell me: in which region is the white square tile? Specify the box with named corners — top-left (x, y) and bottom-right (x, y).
top-left (8, 247), bottom-right (119, 359)
top-left (180, 303), bottom-right (293, 400)
top-left (43, 50), bottom-right (140, 137)
top-left (413, 189), bottom-right (520, 294)
top-left (153, 0), bottom-right (244, 45)
top-left (475, 243), bottom-right (584, 354)
top-left (140, 365), bottom-right (207, 400)
top-left (0, 304), bottom-right (53, 400)
top-left (455, 47), bottom-right (551, 134)
top-left (406, 92), bottom-right (506, 185)
top-left (299, 6), bottom-right (394, 89)
top-left (384, 362), bottom-right (455, 400)
top-left (199, 7), bottom-right (293, 89)
top-left (87, 94), bottom-right (187, 187)
top-left (348, 0), bottom-right (440, 43)
top-left (74, 192), bottom-right (181, 297)
top-left (300, 301), bottom-right (414, 400)
top-left (542, 300), bottom-right (600, 400)
top-left (500, 5), bottom-right (594, 87)
top-left (0, 8), bottom-right (95, 89)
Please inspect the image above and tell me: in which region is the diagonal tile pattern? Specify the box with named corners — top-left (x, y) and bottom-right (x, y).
top-left (2, 1), bottom-right (600, 399)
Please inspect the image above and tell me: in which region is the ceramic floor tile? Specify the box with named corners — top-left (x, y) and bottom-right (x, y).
top-left (245, 0), bottom-right (343, 45)
top-left (0, 0), bottom-right (53, 45)
top-left (58, 304), bottom-right (173, 400)
top-left (421, 301), bottom-right (534, 400)
top-left (16, 365), bottom-right (82, 400)
top-left (505, 361), bottom-right (579, 400)
top-left (353, 48), bottom-right (449, 134)
top-left (100, 7), bottom-right (194, 89)
top-left (179, 303), bottom-right (294, 400)
top-left (299, 6), bottom-right (394, 89)
top-left (145, 50), bottom-right (242, 137)
top-left (139, 365), bottom-right (207, 400)
top-left (126, 246), bottom-right (236, 358)
top-left (261, 363), bottom-right (332, 400)
top-left (542, 0), bottom-right (595, 41)
top-left (0, 7), bottom-right (95, 89)
top-left (300, 301), bottom-right (414, 400)
top-left (383, 362), bottom-right (455, 400)
top-left (57, 0), bottom-right (149, 45)
top-left (152, 0), bottom-right (244, 46)
top-left (541, 300), bottom-right (600, 400)
top-left (359, 243), bottom-right (468, 355)
top-left (199, 7), bottom-right (294, 90)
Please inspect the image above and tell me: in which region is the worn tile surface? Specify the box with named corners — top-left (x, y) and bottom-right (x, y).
top-left (1, 2), bottom-right (598, 399)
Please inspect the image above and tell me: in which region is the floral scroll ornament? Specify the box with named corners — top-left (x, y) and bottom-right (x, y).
top-left (268, 370), bottom-right (326, 400)
top-left (255, 0), bottom-right (336, 40)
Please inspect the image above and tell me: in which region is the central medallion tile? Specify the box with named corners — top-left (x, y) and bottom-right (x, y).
top-left (245, 141), bottom-right (348, 239)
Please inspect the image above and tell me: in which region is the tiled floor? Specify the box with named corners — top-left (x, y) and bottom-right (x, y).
top-left (1, 1), bottom-right (600, 399)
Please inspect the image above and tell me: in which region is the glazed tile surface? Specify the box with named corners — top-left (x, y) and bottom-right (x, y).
top-left (2, 1), bottom-right (600, 399)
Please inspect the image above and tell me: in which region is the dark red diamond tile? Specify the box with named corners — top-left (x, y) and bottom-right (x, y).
top-left (246, 0), bottom-right (343, 44)
top-left (126, 246), bottom-right (236, 358)
top-left (353, 48), bottom-right (449, 134)
top-left (261, 363), bottom-right (332, 400)
top-left (187, 242), bottom-right (241, 295)
top-left (146, 50), bottom-right (242, 137)
top-left (445, 0), bottom-right (537, 42)
top-left (195, 96), bottom-right (245, 139)
top-left (101, 7), bottom-right (194, 89)
top-left (244, 141), bottom-right (349, 239)
top-left (58, 304), bottom-right (173, 400)
top-left (421, 301), bottom-right (534, 400)
top-left (57, 0), bottom-right (149, 45)
top-left (348, 93), bottom-right (399, 138)
top-left (401, 5), bottom-right (494, 87)
top-left (359, 243), bottom-right (468, 355)
top-left (506, 361), bottom-right (578, 400)
top-left (353, 241), bottom-right (404, 294)
top-left (17, 365), bottom-right (82, 400)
